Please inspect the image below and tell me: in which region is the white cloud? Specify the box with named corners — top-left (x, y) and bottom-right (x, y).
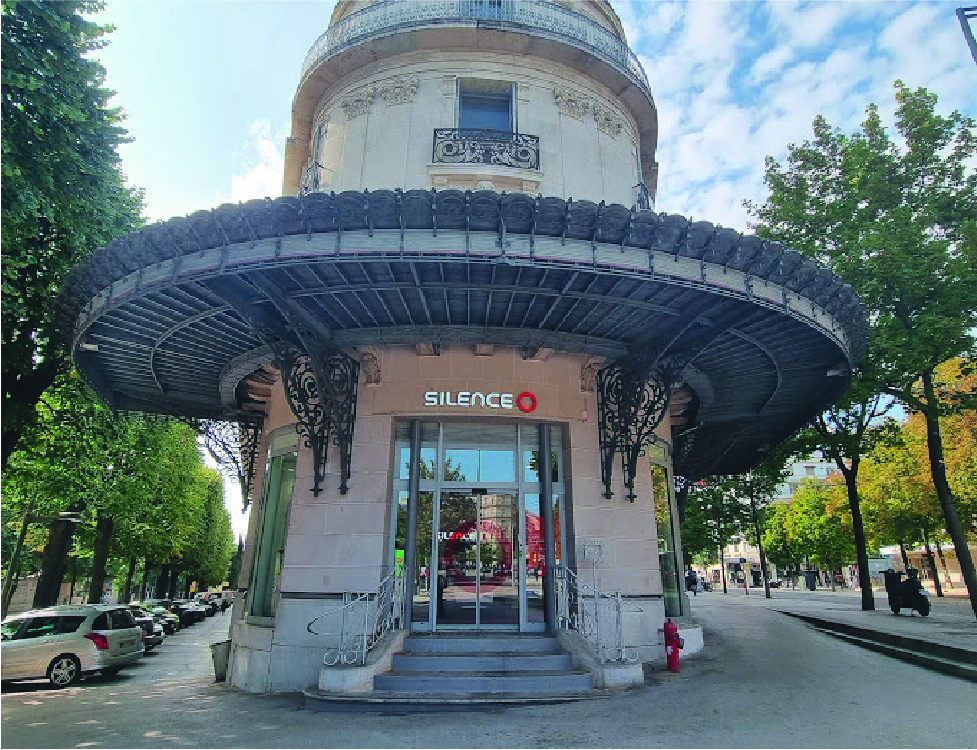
top-left (217, 120), bottom-right (286, 206)
top-left (619, 1), bottom-right (975, 233)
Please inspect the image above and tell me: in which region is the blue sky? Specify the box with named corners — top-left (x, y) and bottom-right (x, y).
top-left (89, 0), bottom-right (975, 535)
top-left (93, 1), bottom-right (976, 230)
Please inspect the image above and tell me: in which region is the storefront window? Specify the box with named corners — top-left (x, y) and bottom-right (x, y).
top-left (652, 460), bottom-right (682, 617)
top-left (250, 435), bottom-right (297, 618)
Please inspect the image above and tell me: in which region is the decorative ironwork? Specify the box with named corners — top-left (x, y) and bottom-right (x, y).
top-left (238, 416), bottom-right (264, 508)
top-left (633, 183), bottom-right (652, 211)
top-left (307, 570), bottom-right (405, 666)
top-left (300, 1), bottom-right (652, 102)
top-left (554, 565), bottom-right (639, 663)
top-left (272, 343), bottom-right (359, 497)
top-left (299, 162), bottom-right (324, 196)
top-left (433, 128), bottom-right (539, 170)
top-left (597, 352), bottom-right (686, 502)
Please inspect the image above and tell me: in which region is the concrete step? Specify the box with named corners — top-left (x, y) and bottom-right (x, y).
top-left (374, 670), bottom-right (594, 694)
top-left (812, 627), bottom-right (977, 683)
top-left (402, 634), bottom-right (559, 654)
top-left (778, 611), bottom-right (977, 667)
top-left (302, 688), bottom-right (609, 712)
top-left (392, 652), bottom-right (573, 672)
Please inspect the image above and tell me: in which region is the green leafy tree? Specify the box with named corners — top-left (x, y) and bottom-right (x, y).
top-left (681, 479), bottom-right (750, 593)
top-left (2, 373), bottom-right (207, 606)
top-left (778, 388), bottom-right (898, 610)
top-left (784, 478), bottom-right (856, 587)
top-left (1, 0), bottom-right (142, 468)
top-left (749, 83), bottom-right (977, 617)
top-left (180, 467), bottom-right (235, 593)
top-left (762, 503), bottom-right (802, 579)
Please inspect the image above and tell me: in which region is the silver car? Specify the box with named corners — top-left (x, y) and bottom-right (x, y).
top-left (1, 604), bottom-right (144, 687)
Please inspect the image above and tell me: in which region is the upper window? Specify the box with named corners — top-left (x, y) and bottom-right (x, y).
top-left (459, 78), bottom-right (513, 132)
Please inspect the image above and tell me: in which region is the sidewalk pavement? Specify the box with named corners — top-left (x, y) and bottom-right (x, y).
top-left (704, 586), bottom-right (977, 680)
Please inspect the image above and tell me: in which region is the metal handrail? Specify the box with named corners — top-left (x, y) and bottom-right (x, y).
top-left (306, 570), bottom-right (406, 666)
top-left (299, 0), bottom-right (651, 101)
top-left (554, 565), bottom-right (639, 663)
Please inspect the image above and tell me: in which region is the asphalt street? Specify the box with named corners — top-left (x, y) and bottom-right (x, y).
top-left (2, 594), bottom-right (976, 748)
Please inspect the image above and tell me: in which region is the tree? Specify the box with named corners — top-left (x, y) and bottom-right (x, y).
top-left (180, 468), bottom-right (235, 593)
top-left (681, 479), bottom-right (750, 594)
top-left (762, 503), bottom-right (802, 583)
top-left (727, 454), bottom-right (790, 598)
top-left (1, 372), bottom-right (206, 606)
top-left (778, 383), bottom-right (897, 610)
top-left (1, 0), bottom-right (142, 468)
top-left (749, 83), bottom-right (977, 617)
top-left (783, 478), bottom-right (856, 587)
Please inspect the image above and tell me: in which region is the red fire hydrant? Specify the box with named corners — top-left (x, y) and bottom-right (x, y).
top-left (664, 618), bottom-right (682, 672)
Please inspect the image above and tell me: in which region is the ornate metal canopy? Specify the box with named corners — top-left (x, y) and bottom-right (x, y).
top-left (56, 188), bottom-right (866, 480)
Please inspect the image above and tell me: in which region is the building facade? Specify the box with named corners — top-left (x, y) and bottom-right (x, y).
top-left (56, 0), bottom-right (866, 696)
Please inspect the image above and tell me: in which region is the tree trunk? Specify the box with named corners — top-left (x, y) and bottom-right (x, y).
top-left (2, 357), bottom-right (64, 471)
top-left (167, 566), bottom-right (180, 599)
top-left (121, 556), bottom-right (137, 604)
top-left (935, 539), bottom-right (954, 589)
top-left (842, 466), bottom-right (875, 610)
top-left (139, 558), bottom-right (151, 600)
top-left (749, 490), bottom-right (772, 599)
top-left (719, 545), bottom-right (727, 594)
top-left (183, 577), bottom-right (192, 599)
top-left (87, 514), bottom-right (115, 604)
top-left (157, 564), bottom-right (171, 600)
top-left (920, 370), bottom-right (977, 620)
top-left (921, 528), bottom-right (943, 597)
top-left (68, 557), bottom-right (77, 603)
top-left (32, 519), bottom-right (76, 608)
top-left (899, 541), bottom-right (909, 570)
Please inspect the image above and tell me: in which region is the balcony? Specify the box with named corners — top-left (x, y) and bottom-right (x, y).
top-left (432, 128), bottom-right (540, 171)
top-left (299, 0), bottom-right (651, 102)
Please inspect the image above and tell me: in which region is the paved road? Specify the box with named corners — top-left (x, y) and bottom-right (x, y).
top-left (3, 596), bottom-right (976, 748)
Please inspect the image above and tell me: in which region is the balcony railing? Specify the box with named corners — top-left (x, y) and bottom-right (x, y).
top-left (299, 0), bottom-right (651, 101)
top-left (433, 128), bottom-right (540, 170)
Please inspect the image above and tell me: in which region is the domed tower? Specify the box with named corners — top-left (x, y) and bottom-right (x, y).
top-left (57, 0), bottom-right (865, 697)
top-left (284, 0), bottom-right (657, 207)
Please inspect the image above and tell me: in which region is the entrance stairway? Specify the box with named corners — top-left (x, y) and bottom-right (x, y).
top-left (304, 633), bottom-right (602, 711)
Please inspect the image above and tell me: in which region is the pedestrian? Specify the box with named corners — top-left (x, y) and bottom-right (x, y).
top-left (685, 568), bottom-right (698, 596)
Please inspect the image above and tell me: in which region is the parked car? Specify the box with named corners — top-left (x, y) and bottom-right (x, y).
top-left (194, 595), bottom-right (218, 616)
top-left (127, 606), bottom-right (165, 650)
top-left (141, 604), bottom-right (180, 634)
top-left (1, 605), bottom-right (144, 688)
top-left (170, 600), bottom-right (206, 626)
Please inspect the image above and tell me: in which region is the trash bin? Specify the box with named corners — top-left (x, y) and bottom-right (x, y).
top-left (210, 639), bottom-right (231, 682)
top-left (803, 571), bottom-right (817, 591)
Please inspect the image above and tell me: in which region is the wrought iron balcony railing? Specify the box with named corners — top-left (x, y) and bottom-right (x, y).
top-left (433, 128), bottom-right (540, 170)
top-left (300, 0), bottom-right (651, 102)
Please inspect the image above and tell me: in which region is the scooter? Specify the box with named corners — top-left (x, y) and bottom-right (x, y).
top-left (883, 568), bottom-right (931, 616)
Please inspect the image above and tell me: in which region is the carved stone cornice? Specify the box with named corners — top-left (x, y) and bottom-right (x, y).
top-left (553, 86), bottom-right (590, 120)
top-left (593, 103), bottom-right (623, 137)
top-left (340, 85), bottom-right (376, 119)
top-left (377, 76), bottom-right (419, 105)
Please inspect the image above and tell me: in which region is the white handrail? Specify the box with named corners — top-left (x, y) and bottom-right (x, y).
top-left (306, 570), bottom-right (405, 666)
top-left (554, 565), bottom-right (639, 663)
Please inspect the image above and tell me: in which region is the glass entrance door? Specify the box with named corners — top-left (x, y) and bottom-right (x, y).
top-left (392, 421), bottom-right (567, 633)
top-left (437, 491), bottom-right (518, 627)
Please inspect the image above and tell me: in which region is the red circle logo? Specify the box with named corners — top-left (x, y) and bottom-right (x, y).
top-left (517, 392), bottom-right (537, 413)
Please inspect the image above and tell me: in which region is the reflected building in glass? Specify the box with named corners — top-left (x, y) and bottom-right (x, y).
top-left (56, 0), bottom-right (866, 695)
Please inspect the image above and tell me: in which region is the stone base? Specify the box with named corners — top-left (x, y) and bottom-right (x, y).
top-left (318, 629), bottom-right (407, 693)
top-left (555, 630), bottom-right (644, 689)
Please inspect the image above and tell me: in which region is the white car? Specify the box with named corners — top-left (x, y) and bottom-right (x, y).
top-left (1, 604), bottom-right (144, 687)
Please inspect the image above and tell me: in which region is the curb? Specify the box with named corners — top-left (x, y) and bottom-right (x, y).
top-left (777, 610), bottom-right (977, 683)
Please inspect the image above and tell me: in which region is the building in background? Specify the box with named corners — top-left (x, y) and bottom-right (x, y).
top-left (56, 1), bottom-right (865, 697)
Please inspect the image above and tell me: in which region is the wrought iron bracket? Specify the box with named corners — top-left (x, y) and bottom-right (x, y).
top-left (205, 275), bottom-right (359, 496)
top-left (249, 277), bottom-right (359, 497)
top-left (596, 351), bottom-right (687, 502)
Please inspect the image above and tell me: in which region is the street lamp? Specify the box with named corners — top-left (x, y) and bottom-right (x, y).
top-left (1, 509), bottom-right (83, 618)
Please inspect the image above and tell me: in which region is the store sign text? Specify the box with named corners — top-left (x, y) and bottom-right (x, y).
top-left (424, 391), bottom-right (537, 413)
